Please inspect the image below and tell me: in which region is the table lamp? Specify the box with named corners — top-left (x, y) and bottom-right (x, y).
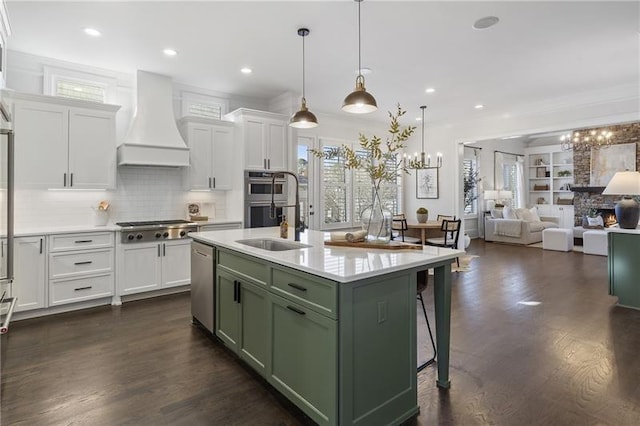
top-left (602, 171), bottom-right (640, 229)
top-left (484, 190), bottom-right (499, 210)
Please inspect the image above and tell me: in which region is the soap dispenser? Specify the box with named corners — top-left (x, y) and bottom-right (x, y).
top-left (280, 215), bottom-right (288, 239)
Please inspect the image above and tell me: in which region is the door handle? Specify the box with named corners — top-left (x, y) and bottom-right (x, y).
top-left (74, 286), bottom-right (92, 291)
top-left (209, 177), bottom-right (212, 188)
top-left (75, 240), bottom-right (93, 244)
top-left (70, 173), bottom-right (74, 187)
top-left (213, 177), bottom-right (216, 188)
top-left (158, 244), bottom-right (161, 257)
top-left (263, 159), bottom-right (267, 169)
top-left (233, 280), bottom-right (238, 302)
top-left (163, 243), bottom-right (166, 257)
top-left (74, 261), bottom-right (93, 265)
top-left (39, 238), bottom-right (43, 254)
top-left (267, 159), bottom-right (270, 169)
top-left (237, 282), bottom-right (241, 303)
top-left (63, 173), bottom-right (67, 187)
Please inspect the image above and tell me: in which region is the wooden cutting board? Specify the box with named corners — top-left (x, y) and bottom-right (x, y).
top-left (324, 240), bottom-right (424, 250)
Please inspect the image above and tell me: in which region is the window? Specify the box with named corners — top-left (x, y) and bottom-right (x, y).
top-left (55, 80), bottom-right (106, 103)
top-left (181, 91), bottom-right (228, 120)
top-left (463, 158), bottom-right (478, 215)
top-left (319, 140), bottom-right (401, 229)
top-left (502, 163), bottom-right (521, 208)
top-left (44, 65), bottom-right (117, 103)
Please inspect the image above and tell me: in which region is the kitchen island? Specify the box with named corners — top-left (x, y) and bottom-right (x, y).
top-left (190, 227), bottom-right (462, 426)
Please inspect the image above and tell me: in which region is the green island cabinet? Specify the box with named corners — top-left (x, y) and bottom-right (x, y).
top-left (608, 231), bottom-right (640, 309)
top-left (214, 246), bottom-right (422, 426)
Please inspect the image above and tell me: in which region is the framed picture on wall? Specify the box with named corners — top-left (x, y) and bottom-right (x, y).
top-left (416, 167), bottom-right (439, 199)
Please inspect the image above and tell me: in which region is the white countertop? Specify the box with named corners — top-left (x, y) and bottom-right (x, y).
top-left (10, 219), bottom-right (242, 237)
top-left (190, 227), bottom-right (463, 283)
top-left (14, 224), bottom-right (121, 237)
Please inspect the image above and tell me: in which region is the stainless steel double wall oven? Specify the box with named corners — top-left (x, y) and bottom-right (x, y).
top-left (244, 170), bottom-right (287, 228)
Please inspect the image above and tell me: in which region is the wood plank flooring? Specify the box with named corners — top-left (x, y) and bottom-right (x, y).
top-left (3, 240), bottom-right (640, 425)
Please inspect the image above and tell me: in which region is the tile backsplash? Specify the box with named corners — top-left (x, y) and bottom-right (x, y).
top-left (15, 166), bottom-right (229, 228)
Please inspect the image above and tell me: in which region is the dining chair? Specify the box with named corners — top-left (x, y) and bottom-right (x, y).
top-left (391, 214), bottom-right (408, 242)
top-left (425, 219), bottom-right (461, 267)
top-left (416, 270), bottom-right (436, 371)
top-left (436, 214), bottom-right (456, 222)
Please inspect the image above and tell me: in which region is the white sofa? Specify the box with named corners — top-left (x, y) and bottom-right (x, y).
top-left (485, 207), bottom-right (560, 245)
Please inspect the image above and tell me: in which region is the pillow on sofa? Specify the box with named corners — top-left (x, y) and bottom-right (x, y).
top-left (520, 207), bottom-right (541, 222)
top-left (503, 206), bottom-right (517, 220)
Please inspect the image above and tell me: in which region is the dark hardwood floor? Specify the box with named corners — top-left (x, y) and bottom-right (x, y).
top-left (3, 240), bottom-right (640, 425)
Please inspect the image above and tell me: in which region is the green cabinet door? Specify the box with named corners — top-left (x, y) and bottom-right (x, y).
top-left (238, 280), bottom-right (269, 376)
top-left (269, 293), bottom-right (337, 426)
top-left (609, 233), bottom-right (640, 308)
top-left (216, 269), bottom-right (240, 351)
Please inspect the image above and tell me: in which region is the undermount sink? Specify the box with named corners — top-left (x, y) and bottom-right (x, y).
top-left (235, 238), bottom-right (311, 251)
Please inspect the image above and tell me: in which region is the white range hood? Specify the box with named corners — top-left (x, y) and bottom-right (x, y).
top-left (117, 70), bottom-right (190, 167)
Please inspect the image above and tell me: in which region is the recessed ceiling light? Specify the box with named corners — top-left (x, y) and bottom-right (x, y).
top-left (163, 48), bottom-right (177, 56)
top-left (501, 135), bottom-right (522, 140)
top-left (473, 16), bottom-right (500, 30)
top-left (83, 28), bottom-right (101, 37)
top-left (356, 67), bottom-right (372, 75)
top-left (241, 67), bottom-right (252, 74)
top-left (474, 104), bottom-right (484, 109)
top-left (415, 117), bottom-right (422, 121)
top-left (425, 88), bottom-right (435, 94)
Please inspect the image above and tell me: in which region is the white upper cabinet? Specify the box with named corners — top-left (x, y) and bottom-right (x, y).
top-left (10, 93), bottom-right (120, 189)
top-left (179, 117), bottom-right (234, 191)
top-left (225, 108), bottom-right (289, 171)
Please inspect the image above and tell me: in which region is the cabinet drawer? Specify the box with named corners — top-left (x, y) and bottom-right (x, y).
top-left (271, 267), bottom-right (337, 318)
top-left (49, 274), bottom-right (114, 306)
top-left (218, 249), bottom-right (268, 286)
top-left (50, 248), bottom-right (114, 279)
top-left (50, 232), bottom-right (114, 252)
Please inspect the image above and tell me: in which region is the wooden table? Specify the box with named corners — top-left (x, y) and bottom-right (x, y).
top-left (406, 220), bottom-right (443, 244)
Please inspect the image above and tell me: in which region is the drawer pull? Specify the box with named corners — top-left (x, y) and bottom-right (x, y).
top-left (74, 261), bottom-right (93, 265)
top-left (74, 286), bottom-right (92, 291)
top-left (287, 283), bottom-right (307, 292)
top-left (74, 240), bottom-right (93, 244)
top-left (286, 305), bottom-right (306, 316)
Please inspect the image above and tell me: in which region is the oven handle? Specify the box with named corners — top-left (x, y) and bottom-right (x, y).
top-left (1, 296), bottom-right (17, 334)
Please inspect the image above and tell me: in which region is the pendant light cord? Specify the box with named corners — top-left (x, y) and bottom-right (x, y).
top-left (421, 106), bottom-right (426, 152)
top-left (302, 32), bottom-right (306, 100)
top-left (357, 0), bottom-right (362, 76)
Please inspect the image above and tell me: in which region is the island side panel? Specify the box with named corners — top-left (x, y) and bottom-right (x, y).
top-left (339, 270), bottom-right (419, 425)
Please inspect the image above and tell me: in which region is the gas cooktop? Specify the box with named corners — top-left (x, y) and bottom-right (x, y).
top-left (116, 220), bottom-right (198, 243)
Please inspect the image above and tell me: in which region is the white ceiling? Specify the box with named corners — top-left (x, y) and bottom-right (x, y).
top-left (4, 1), bottom-right (639, 124)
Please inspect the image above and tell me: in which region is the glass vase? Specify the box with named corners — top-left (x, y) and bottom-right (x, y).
top-left (360, 186), bottom-right (393, 243)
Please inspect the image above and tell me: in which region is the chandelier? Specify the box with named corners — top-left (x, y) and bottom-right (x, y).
top-left (560, 129), bottom-right (614, 151)
top-left (405, 106), bottom-right (442, 169)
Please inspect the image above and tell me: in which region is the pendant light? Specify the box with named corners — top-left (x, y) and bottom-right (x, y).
top-left (406, 106), bottom-right (442, 168)
top-left (290, 28), bottom-right (318, 129)
top-left (342, 0), bottom-right (377, 114)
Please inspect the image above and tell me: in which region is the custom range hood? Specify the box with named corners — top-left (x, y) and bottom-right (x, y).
top-left (117, 70), bottom-right (190, 167)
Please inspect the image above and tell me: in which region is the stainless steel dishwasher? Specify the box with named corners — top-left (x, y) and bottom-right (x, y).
top-left (191, 241), bottom-right (215, 334)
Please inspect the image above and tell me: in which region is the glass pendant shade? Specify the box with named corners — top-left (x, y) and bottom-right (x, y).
top-left (290, 98), bottom-right (318, 128)
top-left (342, 75), bottom-right (377, 113)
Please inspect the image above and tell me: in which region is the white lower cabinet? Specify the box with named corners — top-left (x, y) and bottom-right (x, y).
top-left (48, 232), bottom-right (115, 306)
top-left (118, 239), bottom-right (191, 296)
top-left (14, 236), bottom-right (47, 312)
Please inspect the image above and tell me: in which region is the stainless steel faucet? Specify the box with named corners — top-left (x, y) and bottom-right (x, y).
top-left (270, 171), bottom-right (303, 241)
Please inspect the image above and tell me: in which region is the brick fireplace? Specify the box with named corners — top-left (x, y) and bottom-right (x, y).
top-left (572, 122), bottom-right (640, 225)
